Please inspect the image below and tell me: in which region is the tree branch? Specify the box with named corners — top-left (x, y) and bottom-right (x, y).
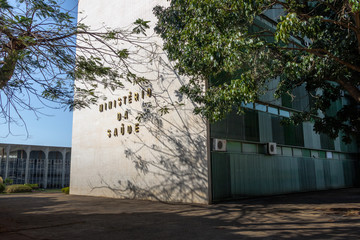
top-left (336, 78), bottom-right (360, 103)
top-left (279, 46), bottom-right (360, 72)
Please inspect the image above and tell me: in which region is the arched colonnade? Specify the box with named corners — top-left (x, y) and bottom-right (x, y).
top-left (0, 144), bottom-right (71, 188)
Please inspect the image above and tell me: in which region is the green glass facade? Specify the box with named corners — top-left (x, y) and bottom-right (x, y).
top-left (211, 144), bottom-right (359, 201)
top-left (210, 85), bottom-right (359, 202)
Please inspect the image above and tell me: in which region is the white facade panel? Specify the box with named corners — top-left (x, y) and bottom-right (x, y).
top-left (70, 0), bottom-right (209, 204)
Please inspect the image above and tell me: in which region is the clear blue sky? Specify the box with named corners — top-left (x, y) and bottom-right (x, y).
top-left (0, 0), bottom-right (78, 148)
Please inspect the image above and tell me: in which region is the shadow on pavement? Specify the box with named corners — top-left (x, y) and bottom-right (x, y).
top-left (0, 188), bottom-right (360, 239)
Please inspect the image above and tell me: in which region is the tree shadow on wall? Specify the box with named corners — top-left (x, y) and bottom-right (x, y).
top-left (88, 46), bottom-right (209, 203)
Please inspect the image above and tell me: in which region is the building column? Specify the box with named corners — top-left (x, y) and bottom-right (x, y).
top-left (43, 148), bottom-right (49, 188)
top-left (61, 149), bottom-right (67, 188)
top-left (24, 146), bottom-right (31, 184)
top-left (4, 145), bottom-right (11, 179)
top-left (0, 148), bottom-right (4, 176)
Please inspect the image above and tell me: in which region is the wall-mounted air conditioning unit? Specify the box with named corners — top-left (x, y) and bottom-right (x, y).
top-left (267, 142), bottom-right (277, 155)
top-left (213, 139), bottom-right (227, 152)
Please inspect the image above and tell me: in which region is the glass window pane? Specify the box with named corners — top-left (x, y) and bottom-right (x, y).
top-left (293, 148), bottom-right (302, 157)
top-left (282, 147), bottom-right (292, 156)
top-left (211, 119), bottom-right (227, 138)
top-left (242, 143), bottom-right (257, 153)
top-left (241, 102), bottom-right (254, 109)
top-left (244, 110), bottom-right (259, 142)
top-left (302, 149), bottom-right (311, 157)
top-left (279, 110), bottom-right (290, 118)
top-left (227, 141), bottom-right (242, 153)
top-left (282, 93), bottom-right (292, 108)
top-left (284, 123), bottom-right (304, 147)
top-left (268, 106), bottom-right (278, 115)
top-left (311, 150), bottom-right (319, 158)
top-left (271, 116), bottom-right (285, 144)
top-left (319, 151), bottom-right (326, 158)
top-left (255, 103), bottom-right (267, 112)
top-left (320, 133), bottom-right (335, 150)
top-left (227, 111), bottom-right (245, 140)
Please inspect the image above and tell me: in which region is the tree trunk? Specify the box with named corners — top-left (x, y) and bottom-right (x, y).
top-left (351, 8), bottom-right (360, 55)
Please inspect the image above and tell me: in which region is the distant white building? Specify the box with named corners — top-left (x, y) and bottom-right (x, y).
top-left (0, 143), bottom-right (71, 188)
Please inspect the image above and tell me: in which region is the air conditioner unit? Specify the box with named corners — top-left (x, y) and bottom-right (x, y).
top-left (267, 142), bottom-right (277, 155)
top-left (213, 139), bottom-right (227, 152)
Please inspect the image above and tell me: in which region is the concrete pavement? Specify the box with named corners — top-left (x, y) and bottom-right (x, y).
top-left (1, 188), bottom-right (360, 239)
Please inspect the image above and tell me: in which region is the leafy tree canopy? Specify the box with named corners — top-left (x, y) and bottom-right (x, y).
top-left (154, 0), bottom-right (360, 143)
top-left (0, 0), bottom-right (150, 134)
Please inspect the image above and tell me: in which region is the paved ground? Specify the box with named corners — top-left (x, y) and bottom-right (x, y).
top-left (1, 189), bottom-right (360, 240)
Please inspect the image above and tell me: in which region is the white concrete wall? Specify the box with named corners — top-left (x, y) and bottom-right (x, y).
top-left (70, 0), bottom-right (209, 204)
